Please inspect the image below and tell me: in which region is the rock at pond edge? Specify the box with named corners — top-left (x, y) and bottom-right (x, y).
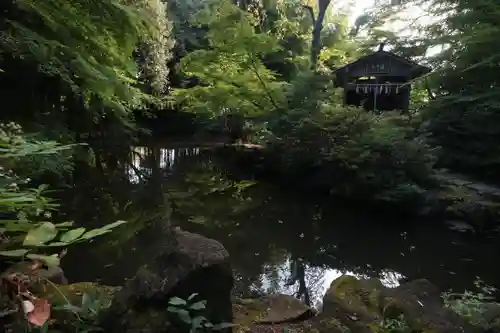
top-left (99, 227), bottom-right (234, 333)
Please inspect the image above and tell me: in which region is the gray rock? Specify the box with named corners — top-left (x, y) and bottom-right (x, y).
top-left (100, 227), bottom-right (233, 333)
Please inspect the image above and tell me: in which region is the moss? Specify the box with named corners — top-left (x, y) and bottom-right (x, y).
top-left (233, 300), bottom-right (267, 332)
top-left (42, 282), bottom-right (121, 307)
top-left (326, 275), bottom-right (383, 317)
top-left (313, 317), bottom-right (350, 333)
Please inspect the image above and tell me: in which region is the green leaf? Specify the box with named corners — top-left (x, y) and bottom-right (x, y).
top-left (54, 221), bottom-right (74, 227)
top-left (189, 300), bottom-right (206, 310)
top-left (45, 242), bottom-right (71, 247)
top-left (168, 297), bottom-right (187, 306)
top-left (176, 309), bottom-right (192, 324)
top-left (0, 249), bottom-right (29, 257)
top-left (60, 228), bottom-right (86, 243)
top-left (23, 222), bottom-right (58, 246)
top-left (80, 228), bottom-right (112, 240)
top-left (100, 220), bottom-right (127, 230)
top-left (27, 253), bottom-right (60, 267)
top-left (188, 293), bottom-right (199, 301)
top-left (167, 306), bottom-right (183, 314)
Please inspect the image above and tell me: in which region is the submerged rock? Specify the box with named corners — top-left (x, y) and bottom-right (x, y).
top-left (99, 227), bottom-right (233, 333)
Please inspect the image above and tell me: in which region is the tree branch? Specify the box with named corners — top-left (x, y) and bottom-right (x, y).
top-left (248, 56), bottom-right (281, 111)
top-left (302, 5), bottom-right (316, 25)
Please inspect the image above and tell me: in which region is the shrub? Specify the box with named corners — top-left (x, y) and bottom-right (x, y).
top-left (265, 103), bottom-right (437, 202)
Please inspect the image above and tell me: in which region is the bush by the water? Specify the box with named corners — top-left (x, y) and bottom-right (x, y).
top-left (258, 72), bottom-right (437, 203)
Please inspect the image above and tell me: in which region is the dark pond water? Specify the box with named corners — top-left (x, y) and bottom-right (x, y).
top-left (61, 145), bottom-right (500, 306)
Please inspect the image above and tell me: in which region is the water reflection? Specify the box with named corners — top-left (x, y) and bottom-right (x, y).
top-left (129, 146), bottom-right (201, 183)
top-left (243, 257), bottom-right (404, 308)
top-left (62, 145), bottom-right (500, 306)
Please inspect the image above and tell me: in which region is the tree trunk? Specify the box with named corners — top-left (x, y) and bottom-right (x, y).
top-left (306, 0), bottom-right (332, 71)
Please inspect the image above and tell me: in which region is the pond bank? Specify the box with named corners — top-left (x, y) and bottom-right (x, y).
top-left (212, 145), bottom-right (500, 231)
top-left (48, 274), bottom-right (500, 333)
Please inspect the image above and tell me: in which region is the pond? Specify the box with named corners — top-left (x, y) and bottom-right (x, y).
top-left (61, 145), bottom-right (500, 307)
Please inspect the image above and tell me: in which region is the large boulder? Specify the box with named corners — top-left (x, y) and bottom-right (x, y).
top-left (99, 227), bottom-right (234, 333)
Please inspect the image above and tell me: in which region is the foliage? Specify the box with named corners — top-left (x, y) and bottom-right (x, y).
top-left (0, 125), bottom-right (127, 263)
top-left (442, 278), bottom-right (499, 329)
top-left (2, 0), bottom-right (152, 113)
top-left (0, 122), bottom-right (75, 178)
top-left (167, 294), bottom-right (234, 333)
top-left (172, 1), bottom-right (437, 204)
top-left (359, 0), bottom-right (500, 183)
top-left (48, 291), bottom-right (112, 333)
top-left (261, 72), bottom-right (437, 202)
top-left (172, 0), bottom-right (286, 118)
top-left (134, 0), bottom-right (174, 95)
top-left (0, 123), bottom-right (127, 329)
top-left (379, 314), bottom-right (412, 333)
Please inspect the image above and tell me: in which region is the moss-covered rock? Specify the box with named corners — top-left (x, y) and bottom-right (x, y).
top-left (379, 279), bottom-right (480, 333)
top-left (314, 275), bottom-right (486, 333)
top-left (321, 275), bottom-right (384, 331)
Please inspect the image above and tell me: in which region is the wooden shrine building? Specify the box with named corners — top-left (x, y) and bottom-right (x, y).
top-left (334, 46), bottom-right (431, 112)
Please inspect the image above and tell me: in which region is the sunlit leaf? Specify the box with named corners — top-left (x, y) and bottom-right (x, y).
top-left (80, 228), bottom-right (112, 240)
top-left (60, 228), bottom-right (86, 243)
top-left (44, 242), bottom-right (70, 247)
top-left (23, 222), bottom-right (58, 246)
top-left (54, 221), bottom-right (74, 227)
top-left (100, 220), bottom-right (127, 230)
top-left (27, 253), bottom-right (60, 267)
top-left (0, 249), bottom-right (29, 256)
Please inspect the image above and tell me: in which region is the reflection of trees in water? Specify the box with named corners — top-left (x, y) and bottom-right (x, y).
top-left (379, 269), bottom-right (404, 288)
top-left (232, 255), bottom-right (329, 307)
top-left (128, 146), bottom-right (202, 183)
